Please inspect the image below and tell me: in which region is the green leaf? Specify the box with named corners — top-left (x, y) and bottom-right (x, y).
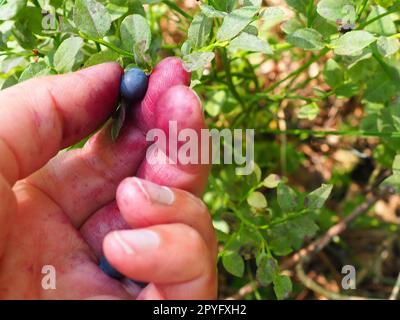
top-left (286, 0), bottom-right (308, 14)
top-left (263, 174), bottom-right (281, 189)
top-left (323, 59), bottom-right (344, 88)
top-left (19, 61), bottom-right (52, 82)
top-left (211, 0), bottom-right (236, 12)
top-left (15, 6), bottom-right (43, 35)
top-left (54, 37), bottom-right (84, 73)
top-left (377, 36), bottom-right (400, 57)
top-left (228, 32), bottom-right (273, 54)
top-left (0, 0), bottom-right (26, 20)
top-left (217, 6), bottom-right (259, 41)
top-left (222, 251), bottom-right (245, 277)
top-left (243, 0), bottom-right (262, 7)
top-left (106, 3), bottom-right (129, 21)
top-left (382, 154), bottom-right (400, 192)
top-left (305, 184), bottom-right (333, 210)
top-left (111, 100), bottom-right (127, 141)
top-left (298, 103), bottom-right (319, 120)
top-left (0, 32), bottom-right (6, 49)
top-left (73, 0), bottom-right (112, 38)
top-left (11, 22), bottom-right (37, 49)
top-left (243, 25), bottom-right (258, 36)
top-left (10, 6), bottom-right (42, 49)
top-left (260, 7), bottom-right (286, 30)
top-left (0, 75), bottom-right (18, 90)
top-left (183, 51), bottom-right (215, 72)
top-left (120, 14), bottom-right (151, 54)
top-left (365, 5), bottom-right (397, 36)
top-left (333, 31), bottom-right (376, 56)
top-left (188, 13), bottom-right (213, 49)
top-left (317, 0), bottom-right (356, 23)
top-left (273, 275), bottom-right (292, 300)
top-left (0, 56), bottom-right (26, 74)
top-left (256, 255), bottom-right (278, 286)
top-left (199, 3), bottom-right (226, 18)
top-left (277, 183), bottom-right (298, 212)
top-left (247, 191), bottom-right (267, 209)
top-left (373, 0), bottom-right (394, 7)
top-left (287, 28), bottom-right (325, 51)
top-left (84, 50), bottom-right (120, 67)
top-left (364, 66), bottom-right (398, 103)
top-left (288, 216), bottom-right (319, 238)
top-left (281, 18), bottom-right (302, 35)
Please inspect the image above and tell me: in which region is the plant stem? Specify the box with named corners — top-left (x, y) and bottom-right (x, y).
top-left (264, 48), bottom-right (329, 94)
top-left (306, 0), bottom-right (316, 27)
top-left (162, 1), bottom-right (192, 21)
top-left (78, 32), bottom-right (134, 58)
top-left (358, 5), bottom-right (399, 29)
top-left (258, 128), bottom-right (400, 138)
top-left (31, 0), bottom-right (41, 7)
top-left (199, 41), bottom-right (229, 52)
top-left (220, 48), bottom-right (246, 109)
top-left (260, 210), bottom-right (308, 230)
top-left (357, 0), bottom-right (369, 21)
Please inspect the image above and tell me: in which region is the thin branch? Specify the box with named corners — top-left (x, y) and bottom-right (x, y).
top-left (295, 263), bottom-right (375, 300)
top-left (226, 191), bottom-right (384, 300)
top-left (281, 193), bottom-right (380, 269)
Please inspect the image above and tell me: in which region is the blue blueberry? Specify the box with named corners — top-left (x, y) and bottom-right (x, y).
top-left (99, 256), bottom-right (123, 280)
top-left (120, 67), bottom-right (149, 101)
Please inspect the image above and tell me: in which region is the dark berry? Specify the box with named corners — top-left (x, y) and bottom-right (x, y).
top-left (120, 67), bottom-right (149, 101)
top-left (99, 256), bottom-right (123, 280)
top-left (339, 24), bottom-right (355, 34)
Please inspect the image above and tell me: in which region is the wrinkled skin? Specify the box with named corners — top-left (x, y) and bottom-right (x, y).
top-left (0, 58), bottom-right (217, 299)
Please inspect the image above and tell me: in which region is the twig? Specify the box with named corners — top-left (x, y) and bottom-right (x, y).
top-left (389, 272), bottom-right (400, 300)
top-left (281, 193), bottom-right (380, 269)
top-left (258, 128), bottom-right (400, 139)
top-left (226, 192), bottom-right (383, 300)
top-left (295, 262), bottom-right (375, 300)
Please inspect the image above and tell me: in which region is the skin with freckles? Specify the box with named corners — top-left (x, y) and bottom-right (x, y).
top-left (0, 58), bottom-right (216, 300)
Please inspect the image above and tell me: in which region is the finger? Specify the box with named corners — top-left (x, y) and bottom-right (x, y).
top-left (26, 122), bottom-right (147, 227)
top-left (137, 273), bottom-right (217, 300)
top-left (80, 201), bottom-right (129, 256)
top-left (132, 57), bottom-right (191, 132)
top-left (137, 85), bottom-right (210, 196)
top-left (0, 174), bottom-right (17, 257)
top-left (1, 182), bottom-right (132, 299)
top-left (116, 177), bottom-right (217, 255)
top-left (80, 85), bottom-right (210, 253)
top-left (80, 175), bottom-right (217, 259)
top-left (136, 283), bottom-right (165, 300)
top-left (0, 63), bottom-right (122, 185)
top-left (103, 224), bottom-right (211, 284)
top-left (26, 57), bottom-right (190, 226)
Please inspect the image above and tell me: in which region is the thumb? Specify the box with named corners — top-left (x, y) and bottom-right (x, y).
top-left (0, 62), bottom-right (122, 185)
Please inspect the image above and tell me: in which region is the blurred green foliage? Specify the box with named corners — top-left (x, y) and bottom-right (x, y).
top-left (1, 0), bottom-right (399, 299)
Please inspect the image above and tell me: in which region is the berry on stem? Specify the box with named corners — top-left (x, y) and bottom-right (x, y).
top-left (120, 67), bottom-right (149, 102)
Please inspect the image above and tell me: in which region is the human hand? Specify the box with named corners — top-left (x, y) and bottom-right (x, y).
top-left (0, 57), bottom-right (216, 300)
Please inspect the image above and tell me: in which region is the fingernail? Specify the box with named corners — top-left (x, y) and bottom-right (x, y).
top-left (112, 230), bottom-right (160, 255)
top-left (132, 178), bottom-right (175, 205)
